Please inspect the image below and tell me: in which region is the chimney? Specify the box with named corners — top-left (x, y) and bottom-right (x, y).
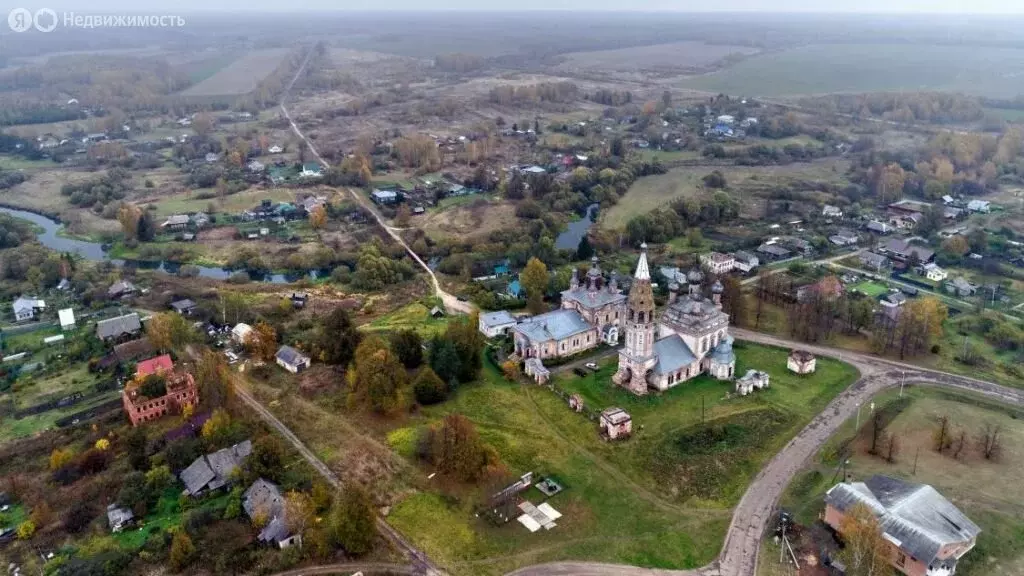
top-left (668, 282), bottom-right (679, 304)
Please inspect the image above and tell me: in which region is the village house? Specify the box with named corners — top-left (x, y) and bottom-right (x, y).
top-left (830, 229), bottom-right (860, 247)
top-left (107, 280), bottom-right (137, 299)
top-left (732, 251), bottom-right (760, 273)
top-left (162, 214), bottom-right (191, 231)
top-left (180, 440), bottom-right (252, 497)
top-left (512, 309), bottom-right (598, 360)
top-left (300, 162), bottom-right (323, 178)
top-left (268, 145), bottom-right (283, 154)
top-left (289, 292), bottom-right (308, 309)
top-left (244, 478), bottom-right (302, 548)
top-left (700, 252), bottom-right (735, 275)
top-left (247, 159), bottom-right (265, 173)
top-left (275, 345), bottom-right (311, 373)
top-left (822, 205), bottom-right (843, 218)
top-left (880, 291), bottom-right (908, 309)
top-left (946, 277), bottom-right (977, 298)
top-left (881, 239), bottom-right (935, 263)
top-left (614, 247), bottom-right (735, 395)
top-left (12, 297), bottom-right (45, 322)
top-left (204, 152), bottom-right (218, 164)
top-left (122, 356), bottom-right (198, 426)
top-left (170, 299), bottom-right (197, 315)
top-left (922, 262), bottom-right (948, 282)
top-left (600, 407), bottom-right (632, 440)
top-left (866, 220), bottom-right (894, 235)
top-left (479, 310), bottom-right (518, 338)
top-left (824, 475), bottom-right (980, 576)
top-left (756, 243), bottom-right (792, 261)
top-left (859, 252), bottom-right (891, 272)
top-left (966, 199), bottom-right (991, 213)
top-left (106, 504), bottom-right (134, 533)
top-left (371, 189), bottom-right (399, 205)
top-left (97, 313), bottom-right (142, 341)
top-left (787, 350), bottom-right (816, 374)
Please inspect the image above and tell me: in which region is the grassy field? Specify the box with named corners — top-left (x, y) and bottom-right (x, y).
top-left (850, 280), bottom-right (888, 298)
top-left (682, 43), bottom-right (1024, 98)
top-left (602, 160), bottom-right (847, 229)
top-left (146, 187), bottom-right (299, 218)
top-left (179, 48), bottom-right (290, 97)
top-left (554, 41), bottom-right (759, 72)
top-left (634, 148), bottom-right (702, 163)
top-left (419, 197), bottom-right (518, 242)
top-left (0, 389), bottom-right (120, 443)
top-left (382, 342), bottom-right (857, 573)
top-left (771, 387), bottom-right (1024, 576)
top-left (363, 300), bottom-right (451, 338)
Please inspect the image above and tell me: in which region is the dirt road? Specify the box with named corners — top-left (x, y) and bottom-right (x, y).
top-left (279, 50), bottom-right (471, 316)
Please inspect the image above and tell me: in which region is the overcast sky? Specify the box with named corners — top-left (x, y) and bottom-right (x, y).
top-left (7, 0), bottom-right (1024, 13)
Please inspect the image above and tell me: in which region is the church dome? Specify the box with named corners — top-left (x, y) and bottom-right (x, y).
top-left (709, 335), bottom-right (735, 365)
top-left (687, 268), bottom-right (704, 283)
top-left (668, 282), bottom-right (680, 292)
top-left (712, 280), bottom-right (724, 294)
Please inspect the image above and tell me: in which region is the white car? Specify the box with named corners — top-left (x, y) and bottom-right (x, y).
top-left (585, 362), bottom-right (599, 371)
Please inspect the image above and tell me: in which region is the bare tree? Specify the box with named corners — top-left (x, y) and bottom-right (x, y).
top-left (885, 432), bottom-right (900, 464)
top-left (869, 410), bottom-right (885, 456)
top-left (978, 423), bottom-right (1003, 461)
top-left (952, 430), bottom-right (967, 460)
top-left (933, 415), bottom-right (952, 454)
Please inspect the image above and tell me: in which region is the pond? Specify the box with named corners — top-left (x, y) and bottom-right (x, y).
top-left (555, 203), bottom-right (598, 251)
top-left (0, 206), bottom-right (315, 284)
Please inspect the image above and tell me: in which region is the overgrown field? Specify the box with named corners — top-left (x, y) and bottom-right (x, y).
top-left (681, 43), bottom-right (1024, 98)
top-left (179, 48), bottom-right (290, 97)
top-left (554, 41), bottom-right (759, 73)
top-left (773, 387), bottom-right (1024, 576)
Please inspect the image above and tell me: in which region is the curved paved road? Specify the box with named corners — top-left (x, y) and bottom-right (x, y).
top-left (507, 330), bottom-right (1024, 576)
top-left (279, 50), bottom-right (471, 316)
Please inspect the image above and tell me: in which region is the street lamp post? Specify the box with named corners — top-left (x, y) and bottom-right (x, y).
top-left (900, 371), bottom-right (906, 398)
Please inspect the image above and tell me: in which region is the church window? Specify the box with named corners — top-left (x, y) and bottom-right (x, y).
top-left (615, 311), bottom-right (619, 320)
top-left (638, 311), bottom-right (645, 323)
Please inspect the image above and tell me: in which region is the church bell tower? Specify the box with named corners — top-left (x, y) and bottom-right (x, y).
top-left (612, 243), bottom-right (657, 395)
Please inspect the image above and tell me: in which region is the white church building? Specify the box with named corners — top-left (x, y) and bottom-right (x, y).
top-left (613, 244), bottom-right (736, 395)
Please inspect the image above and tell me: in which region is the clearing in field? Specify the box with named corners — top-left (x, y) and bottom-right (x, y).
top-left (418, 197), bottom-right (518, 241)
top-left (850, 280), bottom-right (888, 298)
top-left (178, 48), bottom-right (290, 97)
top-left (0, 169), bottom-right (120, 237)
top-left (142, 186), bottom-right (308, 218)
top-left (772, 387), bottom-right (1024, 576)
top-left (681, 43), bottom-right (1024, 98)
top-left (555, 41), bottom-right (759, 73)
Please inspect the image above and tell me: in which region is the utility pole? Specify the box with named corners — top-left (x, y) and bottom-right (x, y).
top-left (900, 371), bottom-right (905, 398)
top-left (856, 402), bottom-right (862, 431)
top-left (913, 447), bottom-right (920, 475)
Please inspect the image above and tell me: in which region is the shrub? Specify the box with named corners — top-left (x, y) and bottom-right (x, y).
top-left (64, 501), bottom-right (96, 533)
top-left (16, 520), bottom-right (35, 539)
top-left (413, 367), bottom-right (447, 405)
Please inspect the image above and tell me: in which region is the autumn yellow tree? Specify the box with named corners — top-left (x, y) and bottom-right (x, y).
top-left (520, 257), bottom-right (549, 314)
top-left (284, 491), bottom-right (316, 536)
top-left (877, 163), bottom-right (906, 204)
top-left (347, 336), bottom-right (409, 414)
top-left (395, 204), bottom-right (411, 227)
top-left (309, 205), bottom-right (327, 229)
top-left (191, 112), bottom-right (214, 137)
top-left (839, 503), bottom-right (893, 576)
top-left (146, 312), bottom-right (196, 354)
top-left (117, 203), bottom-right (142, 241)
top-left (245, 322), bottom-right (278, 362)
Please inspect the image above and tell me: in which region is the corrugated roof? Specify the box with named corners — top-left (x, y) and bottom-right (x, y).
top-left (825, 475), bottom-right (980, 567)
top-left (513, 309), bottom-right (592, 343)
top-left (58, 308), bottom-right (75, 327)
top-left (651, 335), bottom-right (697, 375)
top-left (136, 354), bottom-right (173, 377)
top-left (96, 313), bottom-right (141, 339)
top-left (275, 345), bottom-right (309, 366)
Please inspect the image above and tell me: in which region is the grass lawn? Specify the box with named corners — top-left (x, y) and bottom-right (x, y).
top-left (147, 187), bottom-right (298, 218)
top-left (0, 156), bottom-right (58, 170)
top-left (113, 489), bottom-right (231, 550)
top-left (0, 389), bottom-right (120, 443)
top-left (850, 280), bottom-right (888, 298)
top-left (363, 300), bottom-right (451, 338)
top-left (771, 387), bottom-right (1024, 576)
top-left (6, 364), bottom-right (103, 410)
top-left (385, 342), bottom-right (857, 574)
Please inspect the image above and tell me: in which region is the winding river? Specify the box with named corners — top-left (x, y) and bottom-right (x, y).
top-left (0, 206), bottom-right (316, 284)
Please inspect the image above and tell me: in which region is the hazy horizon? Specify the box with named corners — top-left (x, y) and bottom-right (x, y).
top-left (3, 1), bottom-right (1024, 14)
